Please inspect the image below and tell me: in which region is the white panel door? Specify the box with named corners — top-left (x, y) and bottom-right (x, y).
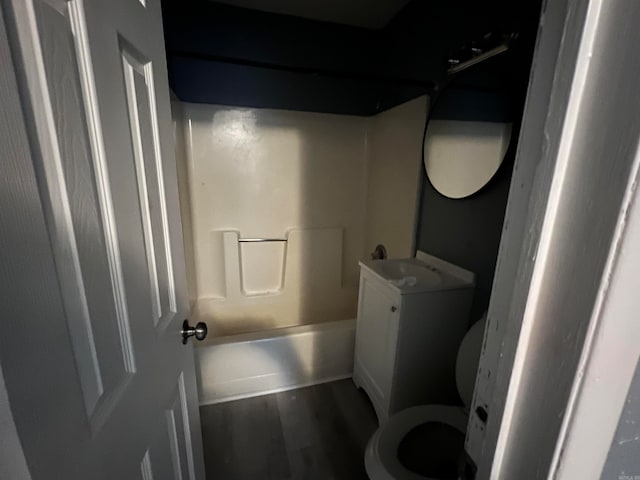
top-left (0, 0), bottom-right (206, 478)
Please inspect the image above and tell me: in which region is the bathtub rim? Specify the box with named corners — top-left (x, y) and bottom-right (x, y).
top-left (196, 317), bottom-right (356, 347)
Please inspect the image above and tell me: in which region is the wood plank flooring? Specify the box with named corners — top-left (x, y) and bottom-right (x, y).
top-left (200, 379), bottom-right (379, 480)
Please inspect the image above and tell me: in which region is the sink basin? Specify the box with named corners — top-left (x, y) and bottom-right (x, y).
top-left (360, 251), bottom-right (475, 294)
top-left (378, 261), bottom-right (441, 288)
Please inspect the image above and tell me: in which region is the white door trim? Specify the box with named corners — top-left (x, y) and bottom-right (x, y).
top-left (466, 0), bottom-right (640, 477)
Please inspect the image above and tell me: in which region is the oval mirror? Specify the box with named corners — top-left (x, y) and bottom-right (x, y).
top-left (424, 86), bottom-right (512, 199)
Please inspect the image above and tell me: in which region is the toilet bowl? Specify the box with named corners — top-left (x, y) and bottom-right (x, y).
top-left (364, 314), bottom-right (486, 479)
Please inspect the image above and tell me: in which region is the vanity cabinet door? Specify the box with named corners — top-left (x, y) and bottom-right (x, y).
top-left (354, 276), bottom-right (401, 410)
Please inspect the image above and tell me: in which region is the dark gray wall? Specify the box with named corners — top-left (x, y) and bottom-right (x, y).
top-left (162, 0), bottom-right (428, 115)
top-left (418, 146), bottom-right (516, 323)
top-left (162, 0), bottom-right (540, 115)
top-left (416, 55), bottom-right (533, 322)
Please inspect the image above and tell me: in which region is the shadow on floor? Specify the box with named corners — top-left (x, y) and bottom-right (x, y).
top-left (200, 379), bottom-right (378, 479)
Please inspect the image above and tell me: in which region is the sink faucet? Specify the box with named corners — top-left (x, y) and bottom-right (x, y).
top-left (371, 244), bottom-right (387, 260)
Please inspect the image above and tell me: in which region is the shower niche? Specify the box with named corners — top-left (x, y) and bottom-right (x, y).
top-left (192, 227), bottom-right (352, 337)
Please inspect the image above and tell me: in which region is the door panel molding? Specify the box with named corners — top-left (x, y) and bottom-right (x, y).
top-left (24, 0), bottom-right (142, 423)
top-left (178, 371), bottom-right (197, 480)
top-left (67, 0), bottom-right (135, 378)
top-left (166, 404), bottom-right (186, 480)
top-left (140, 449), bottom-right (154, 480)
top-left (30, 0), bottom-right (104, 416)
top-left (120, 36), bottom-right (177, 329)
top-left (165, 372), bottom-right (196, 480)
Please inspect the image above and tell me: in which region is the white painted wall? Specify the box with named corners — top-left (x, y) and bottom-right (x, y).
top-left (364, 96), bottom-right (428, 259)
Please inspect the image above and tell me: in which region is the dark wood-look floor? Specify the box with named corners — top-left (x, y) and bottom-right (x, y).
top-left (200, 379), bottom-right (379, 480)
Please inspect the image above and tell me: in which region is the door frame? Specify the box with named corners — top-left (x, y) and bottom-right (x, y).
top-left (467, 0), bottom-right (640, 477)
top-left (2, 0), bottom-right (638, 478)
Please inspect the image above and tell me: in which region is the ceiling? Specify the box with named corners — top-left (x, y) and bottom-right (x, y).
top-left (209, 0), bottom-right (412, 29)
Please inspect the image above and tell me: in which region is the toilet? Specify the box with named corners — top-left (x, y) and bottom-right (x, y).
top-left (364, 314), bottom-right (486, 479)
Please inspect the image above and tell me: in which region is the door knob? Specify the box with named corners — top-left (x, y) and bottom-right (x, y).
top-left (182, 320), bottom-right (208, 344)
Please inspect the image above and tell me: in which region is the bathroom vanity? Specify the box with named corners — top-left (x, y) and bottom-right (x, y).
top-left (353, 252), bottom-right (475, 423)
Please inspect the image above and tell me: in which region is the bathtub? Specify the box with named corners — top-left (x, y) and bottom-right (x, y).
top-left (195, 318), bottom-right (356, 405)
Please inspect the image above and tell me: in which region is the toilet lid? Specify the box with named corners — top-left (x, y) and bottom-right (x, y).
top-left (366, 405), bottom-right (468, 480)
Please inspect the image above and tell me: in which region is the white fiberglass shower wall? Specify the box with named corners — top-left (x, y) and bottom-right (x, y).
top-left (172, 97), bottom-right (427, 402)
top-left (180, 104), bottom-right (369, 336)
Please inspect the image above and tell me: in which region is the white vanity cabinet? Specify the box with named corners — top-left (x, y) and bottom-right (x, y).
top-left (353, 252), bottom-right (475, 423)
